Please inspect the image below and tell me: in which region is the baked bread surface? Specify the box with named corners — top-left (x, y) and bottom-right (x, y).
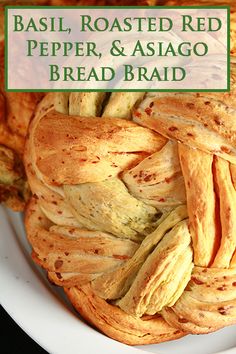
top-left (24, 81), bottom-right (236, 345)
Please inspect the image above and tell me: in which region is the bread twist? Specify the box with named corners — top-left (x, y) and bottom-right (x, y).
top-left (24, 75), bottom-right (236, 344)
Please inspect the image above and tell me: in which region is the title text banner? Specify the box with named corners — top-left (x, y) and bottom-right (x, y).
top-left (6, 6), bottom-right (229, 91)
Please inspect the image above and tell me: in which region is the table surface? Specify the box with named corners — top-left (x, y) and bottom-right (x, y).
top-left (1, 305), bottom-right (48, 354)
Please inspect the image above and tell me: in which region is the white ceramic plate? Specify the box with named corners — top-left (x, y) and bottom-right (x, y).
top-left (0, 206), bottom-right (235, 354)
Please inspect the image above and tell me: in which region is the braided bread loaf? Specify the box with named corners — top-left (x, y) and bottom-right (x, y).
top-left (24, 67), bottom-right (236, 344)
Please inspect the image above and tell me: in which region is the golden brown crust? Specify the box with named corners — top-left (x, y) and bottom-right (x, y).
top-left (65, 284), bottom-right (185, 346)
top-left (162, 266), bottom-right (236, 334)
top-left (212, 156), bottom-right (236, 268)
top-left (5, 92), bottom-right (44, 138)
top-left (0, 38), bottom-right (44, 155)
top-left (133, 77), bottom-right (236, 164)
top-left (24, 90), bottom-right (190, 345)
top-left (22, 56), bottom-right (236, 345)
top-left (32, 110), bottom-right (165, 186)
top-left (179, 143), bottom-right (236, 269)
top-left (178, 144), bottom-right (217, 267)
top-left (122, 140), bottom-right (186, 211)
top-left (24, 84), bottom-right (236, 344)
top-left (0, 43), bottom-right (32, 210)
top-left (0, 145), bottom-right (29, 211)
